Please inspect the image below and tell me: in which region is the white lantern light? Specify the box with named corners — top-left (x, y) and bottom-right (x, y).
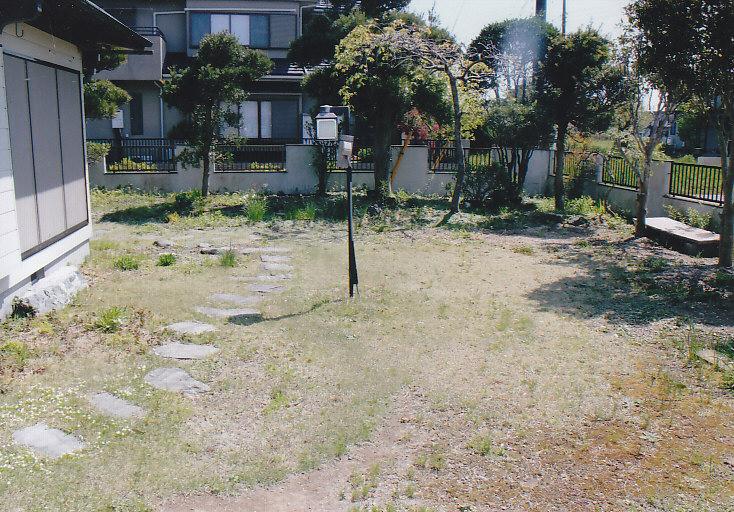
top-left (315, 105), bottom-right (339, 141)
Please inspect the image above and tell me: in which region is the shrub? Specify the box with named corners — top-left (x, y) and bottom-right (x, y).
top-left (10, 298), bottom-right (36, 319)
top-left (113, 255), bottom-right (140, 271)
top-left (173, 189), bottom-right (203, 211)
top-left (565, 157), bottom-right (596, 199)
top-left (0, 341), bottom-right (31, 372)
top-left (86, 142), bottom-right (111, 164)
top-left (93, 307), bottom-right (127, 333)
top-left (108, 158), bottom-right (157, 172)
top-left (286, 202), bottom-right (317, 221)
top-left (245, 197), bottom-right (268, 222)
top-left (565, 196), bottom-right (605, 216)
top-left (219, 250), bottom-right (237, 267)
top-left (165, 212), bottom-right (181, 224)
top-left (463, 162), bottom-right (521, 210)
top-left (157, 253), bottom-right (177, 267)
top-left (664, 205), bottom-right (714, 231)
top-left (713, 271), bottom-right (734, 287)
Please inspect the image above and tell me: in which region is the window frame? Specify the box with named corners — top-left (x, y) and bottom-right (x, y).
top-left (187, 11), bottom-right (294, 50)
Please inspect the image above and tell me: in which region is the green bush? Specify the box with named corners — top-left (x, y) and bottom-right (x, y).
top-left (108, 158), bottom-right (157, 172)
top-left (86, 142), bottom-right (111, 164)
top-left (664, 205), bottom-right (714, 231)
top-left (219, 250), bottom-right (237, 267)
top-left (286, 202), bottom-right (317, 221)
top-left (157, 253), bottom-right (177, 267)
top-left (565, 196), bottom-right (605, 216)
top-left (113, 255), bottom-right (140, 271)
top-left (173, 190), bottom-right (204, 212)
top-left (93, 307), bottom-right (127, 333)
top-left (245, 197), bottom-right (268, 222)
top-left (463, 162), bottom-right (521, 210)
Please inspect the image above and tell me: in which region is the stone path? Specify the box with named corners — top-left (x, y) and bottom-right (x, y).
top-left (11, 244), bottom-right (296, 464)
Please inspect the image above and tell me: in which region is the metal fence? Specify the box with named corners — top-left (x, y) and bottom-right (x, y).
top-left (428, 143), bottom-right (493, 173)
top-left (602, 156), bottom-right (638, 189)
top-left (669, 162), bottom-right (724, 204)
top-left (215, 144), bottom-right (286, 172)
top-left (89, 138), bottom-right (177, 172)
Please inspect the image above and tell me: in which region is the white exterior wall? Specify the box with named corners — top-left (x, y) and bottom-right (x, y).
top-left (0, 24), bottom-right (92, 312)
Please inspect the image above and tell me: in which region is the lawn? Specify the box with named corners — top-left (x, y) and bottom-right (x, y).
top-left (1, 189), bottom-right (733, 511)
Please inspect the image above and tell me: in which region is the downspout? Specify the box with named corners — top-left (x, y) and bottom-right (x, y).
top-left (155, 81), bottom-right (164, 138)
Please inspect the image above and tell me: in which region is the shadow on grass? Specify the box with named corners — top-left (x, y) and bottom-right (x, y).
top-left (526, 239), bottom-right (734, 328)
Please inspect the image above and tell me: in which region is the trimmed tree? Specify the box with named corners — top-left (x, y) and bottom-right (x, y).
top-left (537, 29), bottom-right (627, 211)
top-left (81, 52), bottom-right (130, 120)
top-left (162, 33), bottom-right (271, 197)
top-left (627, 0), bottom-right (734, 267)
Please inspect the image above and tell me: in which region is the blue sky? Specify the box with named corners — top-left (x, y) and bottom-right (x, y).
top-left (408, 0), bottom-right (631, 45)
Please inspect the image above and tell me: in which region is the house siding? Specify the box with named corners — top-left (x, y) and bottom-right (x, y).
top-left (0, 50), bottom-right (22, 272)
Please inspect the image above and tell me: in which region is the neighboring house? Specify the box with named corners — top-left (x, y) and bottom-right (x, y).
top-left (86, 0), bottom-right (322, 142)
top-left (0, 0), bottom-right (150, 316)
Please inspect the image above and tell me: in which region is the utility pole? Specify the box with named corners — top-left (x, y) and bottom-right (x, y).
top-left (535, 0), bottom-right (547, 19)
top-left (562, 0), bottom-right (568, 35)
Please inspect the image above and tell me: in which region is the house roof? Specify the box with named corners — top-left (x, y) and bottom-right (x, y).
top-left (1, 0), bottom-right (152, 52)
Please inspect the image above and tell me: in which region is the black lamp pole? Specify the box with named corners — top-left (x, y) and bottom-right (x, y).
top-left (347, 161), bottom-right (358, 297)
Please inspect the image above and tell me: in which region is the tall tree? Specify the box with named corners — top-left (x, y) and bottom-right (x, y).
top-left (162, 33), bottom-right (271, 197)
top-left (537, 29), bottom-right (627, 211)
top-left (81, 51), bottom-right (130, 120)
top-left (627, 0), bottom-right (734, 267)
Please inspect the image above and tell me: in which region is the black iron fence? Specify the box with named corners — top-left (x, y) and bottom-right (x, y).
top-left (669, 162), bottom-right (724, 205)
top-left (428, 143), bottom-right (493, 173)
top-left (215, 144), bottom-right (286, 172)
top-left (602, 156), bottom-right (638, 189)
top-left (89, 138), bottom-right (177, 172)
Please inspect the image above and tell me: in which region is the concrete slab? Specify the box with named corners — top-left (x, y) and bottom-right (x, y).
top-left (209, 293), bottom-right (263, 306)
top-left (241, 246), bottom-right (291, 254)
top-left (249, 284), bottom-right (285, 294)
top-left (647, 217), bottom-right (720, 244)
top-left (260, 254), bottom-right (291, 263)
top-left (195, 307), bottom-right (261, 319)
top-left (144, 368), bottom-right (210, 395)
top-left (164, 321), bottom-right (217, 335)
top-left (261, 262), bottom-right (294, 273)
top-left (232, 274), bottom-right (293, 282)
top-left (89, 392), bottom-right (145, 419)
top-left (153, 342), bottom-right (219, 360)
top-left (13, 423), bottom-right (85, 458)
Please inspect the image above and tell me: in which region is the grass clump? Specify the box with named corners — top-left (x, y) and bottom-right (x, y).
top-left (157, 253), bottom-right (177, 267)
top-left (246, 196), bottom-right (268, 222)
top-left (219, 250), bottom-right (238, 268)
top-left (114, 255), bottom-right (140, 271)
top-left (512, 245), bottom-right (534, 256)
top-left (0, 341), bottom-right (32, 372)
top-left (286, 201), bottom-right (317, 221)
top-left (92, 307), bottom-right (127, 333)
top-left (565, 196), bottom-right (605, 216)
top-left (713, 271), bottom-right (734, 287)
top-left (467, 434), bottom-right (506, 457)
top-left (263, 388), bottom-right (289, 414)
top-left (639, 256), bottom-right (670, 273)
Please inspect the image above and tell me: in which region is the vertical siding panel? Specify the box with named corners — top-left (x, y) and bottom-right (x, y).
top-left (57, 68), bottom-right (88, 227)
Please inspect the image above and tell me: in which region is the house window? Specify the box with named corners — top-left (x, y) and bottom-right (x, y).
top-left (241, 100), bottom-right (272, 139)
top-left (189, 13), bottom-right (290, 49)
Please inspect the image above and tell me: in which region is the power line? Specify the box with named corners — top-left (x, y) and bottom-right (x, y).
top-left (452, 0), bottom-right (468, 33)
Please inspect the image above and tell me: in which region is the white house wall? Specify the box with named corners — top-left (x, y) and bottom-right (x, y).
top-left (0, 23), bottom-right (92, 305)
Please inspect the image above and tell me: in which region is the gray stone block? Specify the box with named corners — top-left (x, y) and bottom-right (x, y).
top-left (89, 392), bottom-right (145, 419)
top-left (153, 342), bottom-right (219, 360)
top-left (195, 306), bottom-right (261, 319)
top-left (144, 368), bottom-right (210, 395)
top-left (16, 267), bottom-right (87, 317)
top-left (164, 321), bottom-right (217, 335)
top-left (209, 293), bottom-right (263, 306)
top-left (260, 254), bottom-right (291, 263)
top-left (249, 284), bottom-right (285, 294)
top-left (13, 423), bottom-right (85, 458)
top-left (261, 262), bottom-right (294, 273)
top-left (241, 246), bottom-right (291, 254)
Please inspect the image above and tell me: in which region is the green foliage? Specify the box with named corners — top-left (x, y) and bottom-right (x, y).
top-left (564, 196), bottom-right (606, 217)
top-left (93, 307), bottom-right (127, 333)
top-left (174, 190), bottom-right (204, 211)
top-left (83, 80), bottom-right (131, 120)
top-left (219, 250), bottom-right (238, 268)
top-left (113, 255), bottom-right (140, 271)
top-left (676, 100), bottom-right (711, 152)
top-left (81, 51), bottom-right (126, 79)
top-left (463, 162), bottom-right (521, 210)
top-left (664, 205), bottom-right (714, 231)
top-left (0, 341), bottom-right (31, 372)
top-left (245, 197), bottom-right (268, 222)
top-left (86, 142), bottom-right (111, 164)
top-left (162, 33), bottom-right (272, 196)
top-left (286, 202), bottom-right (318, 221)
top-left (312, 142), bottom-right (336, 196)
top-left (157, 253), bottom-right (177, 267)
top-left (108, 158), bottom-right (157, 172)
top-left (10, 298), bottom-right (36, 319)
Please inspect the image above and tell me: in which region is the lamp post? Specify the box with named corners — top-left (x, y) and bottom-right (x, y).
top-left (316, 105), bottom-right (359, 297)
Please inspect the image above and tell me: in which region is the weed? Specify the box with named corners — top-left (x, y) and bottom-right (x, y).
top-left (416, 447), bottom-right (446, 471)
top-left (574, 239), bottom-right (591, 249)
top-left (157, 253), bottom-right (177, 267)
top-left (246, 197), bottom-right (268, 222)
top-left (639, 257), bottom-right (669, 273)
top-left (219, 250), bottom-right (238, 268)
top-left (721, 370), bottom-right (734, 390)
top-left (10, 298), bottom-right (36, 319)
top-left (565, 196), bottom-right (605, 216)
top-left (90, 240), bottom-right (119, 251)
top-left (93, 307), bottom-right (127, 333)
top-left (114, 255), bottom-right (140, 271)
top-left (404, 482), bottom-right (416, 498)
top-left (512, 245), bottom-right (534, 256)
top-left (166, 212), bottom-right (181, 224)
top-left (713, 271), bottom-right (734, 287)
top-left (467, 434), bottom-right (505, 457)
top-left (263, 388), bottom-right (289, 414)
top-left (0, 341), bottom-right (31, 371)
top-left (286, 202), bottom-right (318, 221)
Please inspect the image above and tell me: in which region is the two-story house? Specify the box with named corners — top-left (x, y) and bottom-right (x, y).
top-left (86, 0), bottom-right (321, 143)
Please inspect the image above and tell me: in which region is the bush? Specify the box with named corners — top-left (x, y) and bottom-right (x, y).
top-left (565, 196), bottom-right (605, 216)
top-left (108, 158), bottom-right (157, 172)
top-left (463, 162), bottom-right (521, 210)
top-left (157, 253), bottom-right (177, 267)
top-left (173, 190), bottom-right (204, 212)
top-left (93, 307), bottom-right (127, 333)
top-left (114, 255), bottom-right (140, 271)
top-left (219, 250), bottom-right (237, 267)
top-left (664, 205), bottom-right (714, 231)
top-left (86, 142), bottom-right (111, 164)
top-left (286, 202), bottom-right (317, 221)
top-left (245, 197), bottom-right (268, 222)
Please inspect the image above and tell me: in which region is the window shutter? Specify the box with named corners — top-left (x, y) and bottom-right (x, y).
top-left (271, 100), bottom-right (299, 140)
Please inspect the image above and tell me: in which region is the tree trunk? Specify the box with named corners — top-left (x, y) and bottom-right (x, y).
top-left (720, 117), bottom-right (734, 267)
top-left (201, 151), bottom-right (211, 197)
top-left (390, 133), bottom-right (412, 186)
top-left (554, 124), bottom-right (567, 211)
top-left (372, 116), bottom-right (393, 198)
top-left (634, 179), bottom-right (649, 238)
top-left (448, 74), bottom-right (466, 214)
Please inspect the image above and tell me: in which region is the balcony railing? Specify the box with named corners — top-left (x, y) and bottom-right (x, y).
top-left (131, 26), bottom-right (166, 41)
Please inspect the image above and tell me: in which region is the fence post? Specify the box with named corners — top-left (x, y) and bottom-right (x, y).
top-left (595, 154), bottom-right (604, 184)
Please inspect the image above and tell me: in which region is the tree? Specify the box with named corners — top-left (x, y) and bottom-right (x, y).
top-left (81, 51), bottom-right (130, 120)
top-left (335, 22), bottom-right (451, 197)
top-left (162, 33), bottom-right (272, 197)
top-left (537, 29), bottom-right (628, 211)
top-left (628, 0), bottom-right (734, 266)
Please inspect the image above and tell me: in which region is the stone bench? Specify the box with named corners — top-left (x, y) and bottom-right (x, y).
top-left (645, 217), bottom-right (720, 257)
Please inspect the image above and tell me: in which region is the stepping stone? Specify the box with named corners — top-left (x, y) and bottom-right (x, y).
top-left (261, 254), bottom-right (291, 263)
top-left (195, 307), bottom-right (261, 319)
top-left (262, 262), bottom-right (294, 273)
top-left (13, 423), bottom-right (85, 458)
top-left (153, 342), bottom-right (219, 360)
top-left (89, 392), bottom-right (145, 419)
top-left (210, 293), bottom-right (263, 306)
top-left (144, 368), bottom-right (210, 395)
top-left (249, 284), bottom-right (285, 294)
top-left (232, 274), bottom-right (293, 282)
top-left (164, 321), bottom-right (216, 335)
top-left (153, 239), bottom-right (175, 248)
top-left (241, 246), bottom-right (291, 254)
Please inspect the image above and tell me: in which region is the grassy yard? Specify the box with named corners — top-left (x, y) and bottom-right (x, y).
top-left (1, 189), bottom-right (733, 511)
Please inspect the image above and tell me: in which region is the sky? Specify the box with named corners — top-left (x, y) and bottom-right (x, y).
top-left (408, 0), bottom-right (631, 45)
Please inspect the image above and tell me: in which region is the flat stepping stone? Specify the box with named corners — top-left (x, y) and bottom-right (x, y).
top-left (153, 342), bottom-right (219, 360)
top-left (144, 368), bottom-right (210, 395)
top-left (260, 254), bottom-right (291, 263)
top-left (233, 274), bottom-right (293, 282)
top-left (195, 306), bottom-right (261, 319)
top-left (89, 392), bottom-right (145, 419)
top-left (241, 246), bottom-right (291, 254)
top-left (164, 321), bottom-right (216, 335)
top-left (249, 284), bottom-right (285, 294)
top-left (261, 262), bottom-right (294, 273)
top-left (210, 293), bottom-right (263, 306)
top-left (13, 423), bottom-right (85, 458)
